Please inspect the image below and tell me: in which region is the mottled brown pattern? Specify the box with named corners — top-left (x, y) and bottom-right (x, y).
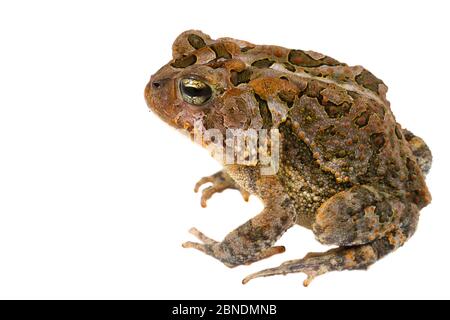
top-left (171, 54), bottom-right (197, 68)
top-left (187, 34), bottom-right (206, 50)
top-left (288, 49), bottom-right (341, 67)
top-left (355, 69), bottom-right (384, 94)
top-left (145, 30), bottom-right (432, 286)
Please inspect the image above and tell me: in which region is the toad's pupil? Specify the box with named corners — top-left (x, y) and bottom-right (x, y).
top-left (180, 79), bottom-right (212, 105)
top-left (181, 85), bottom-right (210, 98)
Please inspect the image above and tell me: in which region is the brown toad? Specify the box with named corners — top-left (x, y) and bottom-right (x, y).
top-left (144, 30), bottom-right (432, 286)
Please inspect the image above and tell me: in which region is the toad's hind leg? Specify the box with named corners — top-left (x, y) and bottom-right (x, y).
top-left (243, 228), bottom-right (409, 286)
top-left (312, 185), bottom-right (412, 246)
top-left (403, 128), bottom-right (432, 175)
top-left (244, 186), bottom-right (419, 286)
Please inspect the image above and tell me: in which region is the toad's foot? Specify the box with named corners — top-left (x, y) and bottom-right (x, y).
top-left (194, 170), bottom-right (250, 208)
top-left (243, 227), bottom-right (410, 287)
top-left (182, 227), bottom-right (286, 268)
top-left (242, 249), bottom-right (350, 287)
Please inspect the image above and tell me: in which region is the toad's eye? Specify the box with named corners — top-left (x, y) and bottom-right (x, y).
top-left (180, 78), bottom-right (212, 106)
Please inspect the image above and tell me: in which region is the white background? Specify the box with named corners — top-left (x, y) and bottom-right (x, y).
top-left (0, 0), bottom-right (448, 299)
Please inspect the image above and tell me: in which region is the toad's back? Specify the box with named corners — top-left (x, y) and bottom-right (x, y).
top-left (171, 30), bottom-right (431, 208)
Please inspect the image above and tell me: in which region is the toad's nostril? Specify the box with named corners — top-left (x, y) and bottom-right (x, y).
top-left (152, 81), bottom-right (161, 89)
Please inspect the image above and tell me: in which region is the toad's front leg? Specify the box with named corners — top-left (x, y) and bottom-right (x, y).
top-left (183, 202), bottom-right (294, 267)
top-left (184, 174), bottom-right (296, 267)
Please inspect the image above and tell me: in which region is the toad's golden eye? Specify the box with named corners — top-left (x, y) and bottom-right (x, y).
top-left (179, 78), bottom-right (212, 106)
